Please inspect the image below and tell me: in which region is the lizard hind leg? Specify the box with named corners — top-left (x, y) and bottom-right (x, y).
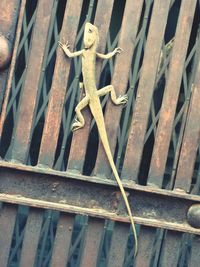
top-left (71, 95), bottom-right (89, 132)
top-left (97, 85), bottom-right (128, 105)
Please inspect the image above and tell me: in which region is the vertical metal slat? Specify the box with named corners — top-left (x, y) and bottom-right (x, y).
top-left (79, 218), bottom-right (104, 267)
top-left (11, 0), bottom-right (55, 163)
top-left (121, 0), bottom-right (171, 181)
top-left (67, 0), bottom-right (115, 172)
top-left (0, 204), bottom-right (17, 267)
top-left (148, 0), bottom-right (197, 187)
top-left (0, 0), bottom-right (26, 136)
top-left (19, 208), bottom-right (43, 267)
top-left (38, 0), bottom-right (84, 167)
top-left (159, 231), bottom-right (182, 267)
top-left (50, 213), bottom-right (74, 267)
top-left (106, 222), bottom-right (130, 267)
top-left (0, 0), bottom-right (21, 111)
top-left (94, 0), bottom-right (144, 178)
top-left (134, 226), bottom-right (156, 267)
top-left (174, 52), bottom-right (200, 191)
top-left (189, 235), bottom-right (200, 267)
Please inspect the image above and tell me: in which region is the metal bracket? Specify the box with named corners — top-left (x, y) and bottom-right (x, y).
top-left (1, 161), bottom-right (200, 235)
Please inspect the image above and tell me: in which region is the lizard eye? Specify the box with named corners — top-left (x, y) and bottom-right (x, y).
top-left (88, 29), bottom-right (92, 33)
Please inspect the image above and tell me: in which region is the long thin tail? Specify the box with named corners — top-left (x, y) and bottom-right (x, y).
top-left (95, 116), bottom-right (138, 257)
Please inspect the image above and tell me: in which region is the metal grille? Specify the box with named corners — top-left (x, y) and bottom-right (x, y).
top-left (1, 0), bottom-right (200, 266)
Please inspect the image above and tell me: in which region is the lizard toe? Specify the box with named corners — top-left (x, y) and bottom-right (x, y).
top-left (71, 121), bottom-right (83, 131)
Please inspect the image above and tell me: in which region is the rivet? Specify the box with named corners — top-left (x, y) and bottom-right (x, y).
top-left (0, 35), bottom-right (11, 70)
top-left (187, 204), bottom-right (200, 228)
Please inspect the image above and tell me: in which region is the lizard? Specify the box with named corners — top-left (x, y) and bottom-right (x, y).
top-left (59, 22), bottom-right (138, 257)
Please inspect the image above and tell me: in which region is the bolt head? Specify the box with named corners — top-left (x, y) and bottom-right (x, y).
top-left (0, 35), bottom-right (11, 70)
top-left (187, 204), bottom-right (200, 228)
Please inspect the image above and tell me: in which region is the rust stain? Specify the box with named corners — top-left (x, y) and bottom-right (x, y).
top-left (0, 1), bottom-right (19, 34)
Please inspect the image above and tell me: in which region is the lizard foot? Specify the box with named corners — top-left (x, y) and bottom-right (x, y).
top-left (116, 94), bottom-right (128, 105)
top-left (71, 119), bottom-right (84, 132)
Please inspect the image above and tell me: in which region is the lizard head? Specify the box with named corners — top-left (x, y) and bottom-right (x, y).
top-left (83, 22), bottom-right (99, 50)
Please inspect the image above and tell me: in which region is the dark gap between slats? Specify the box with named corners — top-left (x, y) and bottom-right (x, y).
top-left (7, 205), bottom-right (29, 266)
top-left (33, 209), bottom-right (59, 267)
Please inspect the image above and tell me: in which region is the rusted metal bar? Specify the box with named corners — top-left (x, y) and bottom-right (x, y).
top-left (79, 218), bottom-right (104, 267)
top-left (0, 204), bottom-right (17, 267)
top-left (134, 227), bottom-right (156, 267)
top-left (0, 0), bottom-right (21, 110)
top-left (67, 0), bottom-right (115, 172)
top-left (94, 0), bottom-right (144, 177)
top-left (121, 0), bottom-right (171, 181)
top-left (0, 0), bottom-right (26, 135)
top-left (148, 0), bottom-right (197, 187)
top-left (174, 62), bottom-right (200, 191)
top-left (19, 208), bottom-right (43, 267)
top-left (1, 161), bottom-right (200, 234)
top-left (38, 0), bottom-right (84, 167)
top-left (106, 222), bottom-right (129, 267)
top-left (50, 213), bottom-right (74, 267)
top-left (159, 231), bottom-right (182, 267)
top-left (11, 0), bottom-right (54, 163)
top-left (169, 32), bottom-right (200, 190)
top-left (0, 0), bottom-right (20, 38)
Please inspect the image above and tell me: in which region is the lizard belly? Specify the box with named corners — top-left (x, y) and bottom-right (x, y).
top-left (82, 52), bottom-right (97, 95)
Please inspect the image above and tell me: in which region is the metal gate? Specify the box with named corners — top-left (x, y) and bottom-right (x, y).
top-left (0, 0), bottom-right (200, 266)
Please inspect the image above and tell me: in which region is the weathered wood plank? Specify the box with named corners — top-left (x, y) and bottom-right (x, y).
top-left (38, 0), bottom-right (84, 167)
top-left (174, 57), bottom-right (200, 191)
top-left (148, 0), bottom-right (197, 187)
top-left (122, 0), bottom-right (171, 181)
top-left (50, 213), bottom-right (74, 267)
top-left (11, 0), bottom-right (54, 163)
top-left (67, 0), bottom-right (115, 172)
top-left (94, 0), bottom-right (144, 177)
top-left (19, 208), bottom-right (43, 267)
top-left (106, 222), bottom-right (130, 267)
top-left (79, 218), bottom-right (104, 267)
top-left (0, 204), bottom-right (17, 267)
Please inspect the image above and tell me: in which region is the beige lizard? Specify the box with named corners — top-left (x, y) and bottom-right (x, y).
top-left (59, 22), bottom-right (138, 256)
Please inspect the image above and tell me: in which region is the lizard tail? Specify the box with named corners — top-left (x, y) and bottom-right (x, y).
top-left (95, 119), bottom-right (138, 257)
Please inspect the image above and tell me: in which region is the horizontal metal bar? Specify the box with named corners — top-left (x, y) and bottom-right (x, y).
top-left (0, 160), bottom-right (200, 235)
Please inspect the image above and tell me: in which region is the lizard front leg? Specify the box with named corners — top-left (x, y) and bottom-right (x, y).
top-left (97, 85), bottom-right (128, 105)
top-left (96, 47), bottom-right (123, 59)
top-left (71, 95), bottom-right (89, 131)
top-left (58, 41), bottom-right (84, 58)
